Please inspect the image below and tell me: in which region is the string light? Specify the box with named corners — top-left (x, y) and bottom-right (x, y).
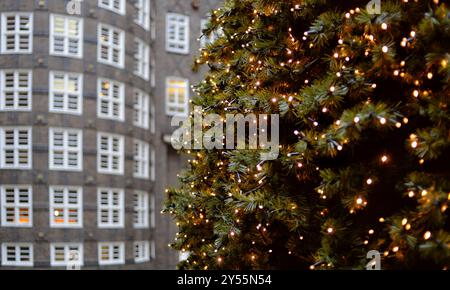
top-left (382, 46), bottom-right (388, 53)
top-left (381, 23), bottom-right (388, 30)
top-left (381, 155), bottom-right (388, 163)
top-left (366, 178), bottom-right (373, 185)
top-left (424, 231), bottom-right (431, 240)
top-left (327, 227), bottom-right (334, 234)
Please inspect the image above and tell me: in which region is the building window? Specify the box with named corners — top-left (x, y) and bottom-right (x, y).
top-left (1, 243), bottom-right (33, 267)
top-left (133, 89), bottom-right (150, 130)
top-left (134, 38), bottom-right (149, 80)
top-left (50, 14), bottom-right (83, 58)
top-left (49, 128), bottom-right (82, 171)
top-left (49, 186), bottom-right (82, 228)
top-left (0, 185), bottom-right (32, 227)
top-left (0, 127), bottom-right (32, 169)
top-left (133, 140), bottom-right (149, 179)
top-left (135, 0), bottom-right (150, 30)
top-left (166, 13), bottom-right (189, 54)
top-left (150, 193), bottom-right (155, 228)
top-left (98, 242), bottom-right (125, 265)
top-left (49, 71), bottom-right (83, 115)
top-left (0, 13), bottom-right (33, 54)
top-left (97, 133), bottom-right (124, 175)
top-left (50, 243), bottom-right (83, 267)
top-left (165, 77), bottom-right (189, 117)
top-left (98, 23), bottom-right (124, 68)
top-left (98, 0), bottom-right (125, 15)
top-left (97, 188), bottom-right (124, 228)
top-left (0, 70), bottom-right (32, 111)
top-left (133, 190), bottom-right (148, 228)
top-left (97, 78), bottom-right (124, 121)
top-left (134, 241), bottom-right (149, 263)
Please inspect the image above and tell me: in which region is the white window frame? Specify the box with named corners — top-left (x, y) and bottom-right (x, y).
top-left (134, 241), bottom-right (150, 263)
top-left (49, 14), bottom-right (83, 58)
top-left (97, 23), bottom-right (124, 68)
top-left (133, 89), bottom-right (150, 130)
top-left (0, 70), bottom-right (32, 111)
top-left (134, 37), bottom-right (150, 80)
top-left (0, 127), bottom-right (32, 169)
top-left (50, 243), bottom-right (84, 267)
top-left (0, 12), bottom-right (33, 54)
top-left (1, 243), bottom-right (33, 267)
top-left (49, 186), bottom-right (83, 228)
top-left (97, 78), bottom-right (124, 121)
top-left (133, 190), bottom-right (148, 228)
top-left (133, 139), bottom-right (149, 179)
top-left (166, 13), bottom-right (189, 54)
top-left (49, 71), bottom-right (83, 115)
top-left (98, 242), bottom-right (125, 265)
top-left (0, 185), bottom-right (32, 227)
top-left (97, 132), bottom-right (124, 175)
top-left (97, 188), bottom-right (124, 228)
top-left (135, 0), bottom-right (150, 30)
top-left (49, 128), bottom-right (83, 171)
top-left (165, 77), bottom-right (189, 117)
top-left (98, 0), bottom-right (126, 15)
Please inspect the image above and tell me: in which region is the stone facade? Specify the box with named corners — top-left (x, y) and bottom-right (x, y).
top-left (0, 0), bottom-right (222, 269)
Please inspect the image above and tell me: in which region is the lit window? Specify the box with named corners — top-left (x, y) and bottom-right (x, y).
top-left (97, 132), bottom-right (124, 175)
top-left (0, 13), bottom-right (33, 54)
top-left (49, 71), bottom-right (82, 115)
top-left (98, 242), bottom-right (125, 265)
top-left (165, 77), bottom-right (189, 116)
top-left (50, 243), bottom-right (83, 267)
top-left (0, 127), bottom-right (32, 169)
top-left (98, 23), bottom-right (124, 68)
top-left (49, 128), bottom-right (82, 171)
top-left (133, 140), bottom-right (149, 179)
top-left (97, 78), bottom-right (124, 121)
top-left (134, 0), bottom-right (150, 30)
top-left (1, 243), bottom-right (33, 267)
top-left (97, 188), bottom-right (124, 228)
top-left (133, 89), bottom-right (151, 130)
top-left (49, 186), bottom-right (82, 228)
top-left (134, 38), bottom-right (150, 80)
top-left (133, 190), bottom-right (148, 228)
top-left (134, 241), bottom-right (149, 263)
top-left (0, 185), bottom-right (32, 227)
top-left (50, 14), bottom-right (83, 58)
top-left (0, 70), bottom-right (32, 111)
top-left (166, 13), bottom-right (189, 54)
top-left (98, 0), bottom-right (125, 15)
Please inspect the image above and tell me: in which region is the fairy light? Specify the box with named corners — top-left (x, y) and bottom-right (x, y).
top-left (411, 140), bottom-right (418, 148)
top-left (366, 178), bottom-right (373, 185)
top-left (401, 218), bottom-right (408, 226)
top-left (354, 116), bottom-right (360, 123)
top-left (381, 155), bottom-right (388, 163)
top-left (382, 46), bottom-right (388, 53)
top-left (380, 117), bottom-right (386, 125)
top-left (381, 23), bottom-right (387, 30)
top-left (421, 190), bottom-right (428, 196)
top-left (408, 191), bottom-right (415, 197)
top-left (327, 227), bottom-right (334, 234)
top-left (393, 246), bottom-right (399, 252)
top-left (413, 90), bottom-right (419, 97)
top-left (424, 231), bottom-right (431, 240)
top-left (427, 72), bottom-right (433, 79)
top-left (369, 229), bottom-right (374, 235)
top-left (330, 86), bottom-right (335, 92)
top-left (356, 197), bottom-right (363, 205)
top-left (379, 217), bottom-right (385, 222)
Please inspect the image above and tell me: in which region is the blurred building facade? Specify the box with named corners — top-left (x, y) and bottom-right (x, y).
top-left (0, 0), bottom-right (221, 269)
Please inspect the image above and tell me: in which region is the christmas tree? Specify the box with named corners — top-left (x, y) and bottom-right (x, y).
top-left (164, 0), bottom-right (450, 270)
